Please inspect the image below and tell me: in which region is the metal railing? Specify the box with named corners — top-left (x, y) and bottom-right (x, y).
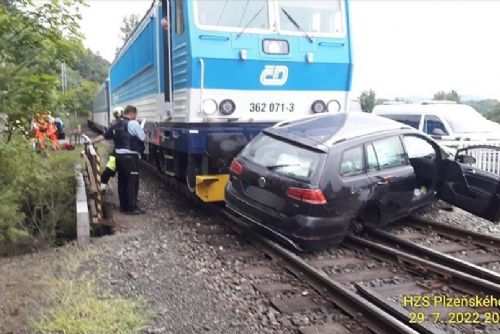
top-left (442, 140), bottom-right (500, 175)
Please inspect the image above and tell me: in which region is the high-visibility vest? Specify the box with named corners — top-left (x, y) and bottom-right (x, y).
top-left (106, 155), bottom-right (117, 172)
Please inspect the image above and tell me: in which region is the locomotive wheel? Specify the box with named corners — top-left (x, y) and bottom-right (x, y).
top-left (186, 175), bottom-right (195, 192)
top-left (186, 161), bottom-right (198, 193)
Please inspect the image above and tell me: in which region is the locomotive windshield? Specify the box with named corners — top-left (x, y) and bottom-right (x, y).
top-left (278, 0), bottom-right (344, 35)
top-left (196, 0), bottom-right (269, 30)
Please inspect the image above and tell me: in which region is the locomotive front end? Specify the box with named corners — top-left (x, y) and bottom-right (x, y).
top-left (169, 0), bottom-right (353, 201)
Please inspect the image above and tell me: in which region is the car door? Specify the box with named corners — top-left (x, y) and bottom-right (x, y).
top-left (437, 145), bottom-right (500, 222)
top-left (332, 145), bottom-right (373, 215)
top-left (401, 134), bottom-right (439, 208)
top-left (366, 136), bottom-right (416, 224)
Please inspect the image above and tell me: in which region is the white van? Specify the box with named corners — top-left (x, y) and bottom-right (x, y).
top-left (373, 102), bottom-right (500, 142)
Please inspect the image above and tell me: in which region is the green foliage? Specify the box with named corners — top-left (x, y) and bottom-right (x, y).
top-left (72, 48), bottom-right (110, 83)
top-left (31, 247), bottom-right (150, 334)
top-left (394, 97), bottom-right (412, 104)
top-left (59, 80), bottom-right (99, 118)
top-left (0, 0), bottom-right (85, 139)
top-left (0, 0), bottom-right (108, 253)
top-left (359, 89), bottom-right (377, 113)
top-left (0, 139), bottom-right (77, 249)
top-left (32, 278), bottom-right (149, 334)
top-left (120, 13), bottom-right (140, 42)
top-left (359, 90), bottom-right (394, 113)
top-left (115, 13), bottom-right (140, 55)
top-left (433, 90), bottom-right (461, 103)
top-left (0, 139), bottom-right (31, 243)
top-left (22, 151), bottom-right (77, 243)
top-left (484, 103), bottom-right (500, 124)
top-left (0, 189), bottom-right (27, 244)
top-left (464, 99), bottom-right (499, 115)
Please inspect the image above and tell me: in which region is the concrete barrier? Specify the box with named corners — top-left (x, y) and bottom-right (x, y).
top-left (75, 164), bottom-right (90, 246)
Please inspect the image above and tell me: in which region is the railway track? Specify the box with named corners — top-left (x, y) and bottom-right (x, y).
top-left (221, 209), bottom-right (500, 334)
top-left (363, 217), bottom-right (500, 286)
top-left (221, 209), bottom-right (425, 334)
top-left (136, 158), bottom-right (500, 333)
top-left (140, 161), bottom-right (370, 333)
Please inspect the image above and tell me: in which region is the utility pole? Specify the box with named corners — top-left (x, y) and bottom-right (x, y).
top-left (60, 61), bottom-right (76, 127)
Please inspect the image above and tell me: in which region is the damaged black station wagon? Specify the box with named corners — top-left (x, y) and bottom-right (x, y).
top-left (225, 113), bottom-right (500, 251)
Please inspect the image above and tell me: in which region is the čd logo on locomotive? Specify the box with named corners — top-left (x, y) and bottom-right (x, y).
top-left (260, 65), bottom-right (289, 86)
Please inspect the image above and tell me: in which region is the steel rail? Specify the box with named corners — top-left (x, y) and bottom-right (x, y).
top-left (355, 283), bottom-right (447, 334)
top-left (138, 160), bottom-right (449, 333)
top-left (410, 216), bottom-right (500, 249)
top-left (220, 210), bottom-right (421, 334)
top-left (344, 234), bottom-right (500, 297)
top-left (364, 227), bottom-right (500, 286)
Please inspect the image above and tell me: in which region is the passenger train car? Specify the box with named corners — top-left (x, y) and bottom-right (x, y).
top-left (89, 81), bottom-right (110, 132)
top-left (89, 0), bottom-right (353, 202)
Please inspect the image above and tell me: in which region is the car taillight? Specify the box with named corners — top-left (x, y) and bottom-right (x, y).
top-left (286, 187), bottom-right (327, 205)
top-left (230, 159), bottom-right (243, 175)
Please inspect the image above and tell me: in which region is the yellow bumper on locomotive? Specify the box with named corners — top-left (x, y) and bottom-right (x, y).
top-left (195, 174), bottom-right (230, 202)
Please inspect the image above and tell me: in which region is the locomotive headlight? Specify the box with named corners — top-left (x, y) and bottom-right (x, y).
top-left (263, 39), bottom-right (289, 55)
top-left (202, 98), bottom-right (218, 115)
top-left (219, 99), bottom-right (236, 115)
top-left (311, 100), bottom-right (327, 113)
top-left (327, 100), bottom-right (341, 112)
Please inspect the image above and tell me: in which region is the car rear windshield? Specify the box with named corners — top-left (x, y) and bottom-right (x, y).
top-left (240, 134), bottom-right (322, 181)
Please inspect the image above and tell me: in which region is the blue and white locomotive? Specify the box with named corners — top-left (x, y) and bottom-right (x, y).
top-left (90, 0), bottom-right (353, 201)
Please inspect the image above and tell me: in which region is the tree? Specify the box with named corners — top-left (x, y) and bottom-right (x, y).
top-left (433, 90), bottom-right (461, 103)
top-left (463, 99), bottom-right (499, 115)
top-left (0, 0), bottom-right (84, 140)
top-left (485, 103), bottom-right (500, 124)
top-left (72, 48), bottom-right (110, 83)
top-left (59, 80), bottom-right (99, 119)
top-left (394, 97), bottom-right (412, 104)
top-left (359, 90), bottom-right (377, 113)
top-left (115, 14), bottom-right (140, 55)
top-left (0, 1), bottom-right (102, 251)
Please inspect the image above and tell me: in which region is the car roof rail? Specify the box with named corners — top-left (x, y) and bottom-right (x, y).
top-left (421, 100), bottom-right (458, 105)
top-left (382, 101), bottom-right (405, 105)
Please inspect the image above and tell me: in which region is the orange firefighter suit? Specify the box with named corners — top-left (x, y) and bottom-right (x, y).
top-left (46, 119), bottom-right (59, 151)
top-left (34, 116), bottom-right (48, 150)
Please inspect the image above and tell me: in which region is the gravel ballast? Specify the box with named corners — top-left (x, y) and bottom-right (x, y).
top-left (5, 159), bottom-right (500, 333)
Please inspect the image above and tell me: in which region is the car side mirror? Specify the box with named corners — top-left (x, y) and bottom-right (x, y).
top-left (432, 128), bottom-right (446, 136)
top-left (456, 154), bottom-right (476, 164)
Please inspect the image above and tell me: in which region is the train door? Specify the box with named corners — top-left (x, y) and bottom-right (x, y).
top-left (170, 0), bottom-right (188, 118)
top-left (161, 0), bottom-right (172, 103)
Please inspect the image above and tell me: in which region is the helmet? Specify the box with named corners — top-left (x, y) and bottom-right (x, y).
top-left (113, 107), bottom-right (124, 119)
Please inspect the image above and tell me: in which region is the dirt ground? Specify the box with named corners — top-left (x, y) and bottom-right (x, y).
top-left (1, 248), bottom-right (57, 333)
top-left (0, 213), bottom-right (144, 334)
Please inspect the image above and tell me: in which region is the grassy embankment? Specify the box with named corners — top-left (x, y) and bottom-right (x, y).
top-left (1, 136), bottom-right (149, 333)
top-left (30, 244), bottom-right (150, 334)
top-left (29, 142), bottom-right (149, 333)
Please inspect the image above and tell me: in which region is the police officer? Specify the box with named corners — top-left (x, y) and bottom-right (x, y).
top-left (92, 105), bottom-right (146, 215)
